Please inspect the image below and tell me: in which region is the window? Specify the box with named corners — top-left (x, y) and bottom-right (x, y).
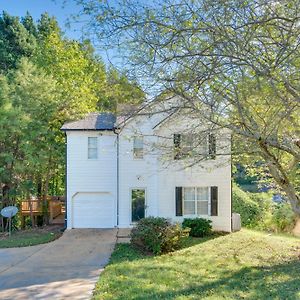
top-left (196, 187), bottom-right (209, 215)
top-left (131, 189), bottom-right (146, 222)
top-left (174, 133), bottom-right (216, 159)
top-left (183, 187), bottom-right (209, 215)
top-left (88, 137), bottom-right (98, 159)
top-left (133, 136), bottom-right (143, 159)
top-left (181, 134), bottom-right (195, 155)
top-left (174, 133), bottom-right (195, 159)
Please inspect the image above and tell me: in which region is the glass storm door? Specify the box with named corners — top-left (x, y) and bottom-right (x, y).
top-left (131, 189), bottom-right (145, 222)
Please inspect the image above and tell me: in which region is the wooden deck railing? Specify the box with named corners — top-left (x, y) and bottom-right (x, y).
top-left (21, 200), bottom-right (44, 214)
top-left (20, 196), bottom-right (65, 226)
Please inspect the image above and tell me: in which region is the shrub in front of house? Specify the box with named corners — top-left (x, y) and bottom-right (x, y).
top-left (232, 183), bottom-right (261, 227)
top-left (130, 217), bottom-right (190, 255)
top-left (182, 218), bottom-right (212, 237)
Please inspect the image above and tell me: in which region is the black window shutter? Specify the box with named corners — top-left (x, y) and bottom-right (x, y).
top-left (211, 186), bottom-right (218, 216)
top-left (175, 187), bottom-right (183, 216)
top-left (208, 134), bottom-right (216, 159)
top-left (174, 134), bottom-right (181, 160)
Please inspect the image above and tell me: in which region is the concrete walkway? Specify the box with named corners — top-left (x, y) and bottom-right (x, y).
top-left (0, 229), bottom-right (117, 300)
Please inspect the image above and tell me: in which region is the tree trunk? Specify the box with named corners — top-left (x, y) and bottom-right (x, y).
top-left (292, 218), bottom-right (300, 236)
top-left (259, 141), bottom-right (300, 217)
top-left (37, 177), bottom-right (42, 198)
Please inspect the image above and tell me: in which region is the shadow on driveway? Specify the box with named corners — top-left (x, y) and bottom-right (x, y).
top-left (0, 229), bottom-right (117, 300)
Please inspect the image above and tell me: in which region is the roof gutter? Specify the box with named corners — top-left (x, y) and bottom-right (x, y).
top-left (61, 128), bottom-right (115, 132)
top-left (113, 127), bottom-right (120, 227)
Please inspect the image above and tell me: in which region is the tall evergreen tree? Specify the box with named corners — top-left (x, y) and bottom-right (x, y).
top-left (0, 11), bottom-right (144, 224)
top-left (21, 12), bottom-right (38, 37)
top-left (0, 12), bottom-right (36, 72)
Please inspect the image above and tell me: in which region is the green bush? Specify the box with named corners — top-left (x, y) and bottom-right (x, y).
top-left (271, 203), bottom-right (295, 232)
top-left (232, 184), bottom-right (261, 227)
top-left (130, 217), bottom-right (190, 255)
top-left (182, 218), bottom-right (212, 237)
top-left (233, 183), bottom-right (296, 232)
top-left (250, 192), bottom-right (274, 212)
top-left (247, 192), bottom-right (295, 232)
top-left (248, 192), bottom-right (274, 230)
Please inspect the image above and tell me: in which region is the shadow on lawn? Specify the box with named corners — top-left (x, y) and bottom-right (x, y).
top-left (138, 259), bottom-right (300, 299)
top-left (111, 232), bottom-right (226, 264)
top-left (180, 232), bottom-right (228, 250)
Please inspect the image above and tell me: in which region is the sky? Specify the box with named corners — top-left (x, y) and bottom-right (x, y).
top-left (0, 0), bottom-right (119, 66)
top-left (0, 0), bottom-right (82, 39)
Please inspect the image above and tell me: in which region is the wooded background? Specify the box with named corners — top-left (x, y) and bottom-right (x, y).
top-left (0, 12), bottom-right (144, 216)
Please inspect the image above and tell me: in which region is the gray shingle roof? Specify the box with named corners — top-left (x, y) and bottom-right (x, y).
top-left (61, 112), bottom-right (116, 131)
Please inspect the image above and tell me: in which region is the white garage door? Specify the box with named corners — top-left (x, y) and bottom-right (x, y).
top-left (72, 192), bottom-right (115, 228)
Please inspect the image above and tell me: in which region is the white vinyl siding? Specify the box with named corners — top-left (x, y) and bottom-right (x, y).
top-left (88, 137), bottom-right (98, 159)
top-left (66, 96), bottom-right (231, 232)
top-left (133, 136), bottom-right (144, 159)
top-left (183, 187), bottom-right (210, 216)
top-left (66, 131), bottom-right (117, 229)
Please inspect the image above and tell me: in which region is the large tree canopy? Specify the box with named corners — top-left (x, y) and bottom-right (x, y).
top-left (76, 0), bottom-right (300, 215)
top-left (0, 12), bottom-right (36, 72)
top-left (0, 11), bottom-right (144, 218)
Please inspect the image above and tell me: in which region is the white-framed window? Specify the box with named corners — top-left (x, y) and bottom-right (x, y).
top-left (174, 133), bottom-right (210, 159)
top-left (88, 137), bottom-right (98, 159)
top-left (181, 134), bottom-right (195, 155)
top-left (133, 136), bottom-right (144, 159)
top-left (183, 187), bottom-right (210, 215)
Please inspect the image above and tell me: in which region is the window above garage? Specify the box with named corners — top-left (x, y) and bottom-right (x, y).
top-left (88, 137), bottom-right (98, 159)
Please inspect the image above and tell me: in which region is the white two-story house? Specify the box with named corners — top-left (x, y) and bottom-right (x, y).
top-left (61, 98), bottom-right (232, 232)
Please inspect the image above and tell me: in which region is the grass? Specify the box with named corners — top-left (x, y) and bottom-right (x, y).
top-left (0, 226), bottom-right (63, 248)
top-left (93, 229), bottom-right (300, 300)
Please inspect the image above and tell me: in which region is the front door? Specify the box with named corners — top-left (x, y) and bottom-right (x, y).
top-left (131, 189), bottom-right (145, 222)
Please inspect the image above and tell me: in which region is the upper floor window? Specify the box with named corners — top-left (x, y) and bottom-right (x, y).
top-left (133, 136), bottom-right (144, 159)
top-left (88, 137), bottom-right (98, 159)
top-left (174, 133), bottom-right (216, 160)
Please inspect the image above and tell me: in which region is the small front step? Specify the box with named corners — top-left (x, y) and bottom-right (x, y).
top-left (117, 228), bottom-right (132, 244)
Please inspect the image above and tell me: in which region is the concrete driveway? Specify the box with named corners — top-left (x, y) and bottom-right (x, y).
top-left (0, 229), bottom-right (117, 300)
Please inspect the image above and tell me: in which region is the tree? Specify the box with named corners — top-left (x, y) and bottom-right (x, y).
top-left (0, 58), bottom-right (60, 207)
top-left (21, 12), bottom-right (38, 37)
top-left (0, 12), bottom-right (36, 72)
top-left (0, 74), bottom-right (24, 205)
top-left (0, 11), bottom-right (145, 228)
top-left (34, 29), bottom-right (104, 119)
top-left (103, 67), bottom-right (144, 111)
top-left (76, 0), bottom-right (300, 218)
top-left (37, 13), bottom-right (61, 38)
top-left (34, 16), bottom-right (144, 117)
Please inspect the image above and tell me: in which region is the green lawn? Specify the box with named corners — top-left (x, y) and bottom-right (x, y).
top-left (0, 226), bottom-right (62, 248)
top-left (93, 229), bottom-right (300, 300)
